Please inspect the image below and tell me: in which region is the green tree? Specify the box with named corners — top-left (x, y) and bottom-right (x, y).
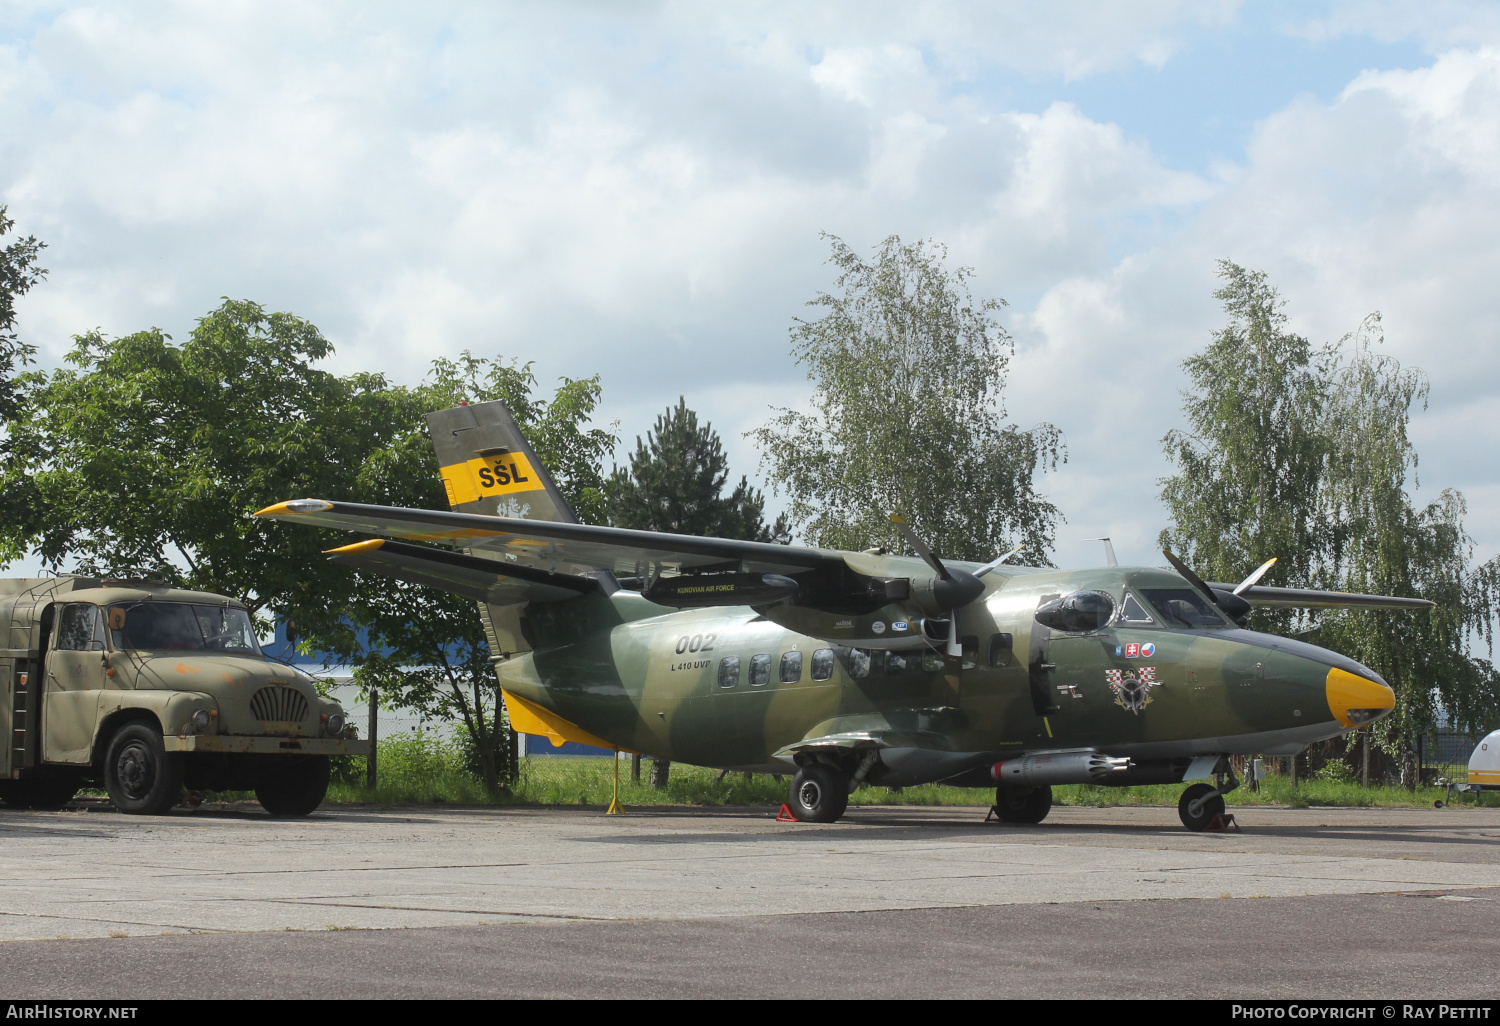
top-left (1160, 261), bottom-right (1331, 634)
top-left (1312, 319), bottom-right (1498, 783)
top-left (0, 207), bottom-right (48, 559)
top-left (1, 299), bottom-right (429, 650)
top-left (2, 297), bottom-right (617, 794)
top-left (751, 233), bottom-right (1063, 563)
top-left (607, 397), bottom-right (788, 542)
top-left (1161, 266), bottom-right (1500, 786)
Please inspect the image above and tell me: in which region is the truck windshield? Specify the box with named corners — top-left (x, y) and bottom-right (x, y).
top-left (109, 603), bottom-right (262, 654)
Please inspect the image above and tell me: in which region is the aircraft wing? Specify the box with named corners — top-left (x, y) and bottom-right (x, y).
top-left (1205, 582), bottom-right (1436, 611)
top-left (256, 499), bottom-right (844, 579)
top-left (324, 538), bottom-right (603, 604)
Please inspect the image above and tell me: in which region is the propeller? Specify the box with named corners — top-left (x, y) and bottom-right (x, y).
top-left (1162, 549), bottom-right (1276, 627)
top-left (974, 544), bottom-right (1025, 579)
top-left (890, 514), bottom-right (988, 657)
top-left (1232, 557), bottom-right (1277, 595)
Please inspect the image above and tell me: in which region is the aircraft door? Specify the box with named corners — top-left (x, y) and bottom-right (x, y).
top-left (43, 603), bottom-right (107, 765)
top-left (1027, 595), bottom-right (1061, 716)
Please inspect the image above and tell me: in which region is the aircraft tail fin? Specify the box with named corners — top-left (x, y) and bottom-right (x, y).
top-left (425, 400), bottom-right (579, 523)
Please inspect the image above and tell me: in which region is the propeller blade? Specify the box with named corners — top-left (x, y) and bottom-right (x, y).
top-left (1162, 549), bottom-right (1217, 600)
top-left (947, 611), bottom-right (962, 658)
top-left (974, 544), bottom-right (1025, 579)
top-left (890, 513), bottom-right (951, 580)
top-left (1232, 557), bottom-right (1278, 595)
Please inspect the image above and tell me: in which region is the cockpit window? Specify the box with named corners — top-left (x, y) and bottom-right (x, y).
top-left (109, 603), bottom-right (262, 654)
top-left (1140, 589), bottom-right (1228, 629)
top-left (1118, 593), bottom-right (1155, 625)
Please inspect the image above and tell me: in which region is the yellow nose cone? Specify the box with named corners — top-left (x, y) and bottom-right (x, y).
top-left (1325, 667), bottom-right (1396, 728)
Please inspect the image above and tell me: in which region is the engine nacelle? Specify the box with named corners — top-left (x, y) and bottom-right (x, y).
top-left (991, 751), bottom-right (1132, 786)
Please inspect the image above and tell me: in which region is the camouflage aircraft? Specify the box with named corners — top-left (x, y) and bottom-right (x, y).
top-left (255, 401), bottom-right (1429, 831)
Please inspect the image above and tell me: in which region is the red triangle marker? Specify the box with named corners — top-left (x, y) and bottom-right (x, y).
top-left (776, 803), bottom-right (798, 822)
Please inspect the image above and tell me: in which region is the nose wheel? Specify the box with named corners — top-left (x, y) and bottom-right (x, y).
top-left (1178, 782), bottom-right (1227, 831)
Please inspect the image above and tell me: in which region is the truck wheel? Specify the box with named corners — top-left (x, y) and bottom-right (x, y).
top-left (105, 722), bottom-right (185, 816)
top-left (255, 756), bottom-right (330, 818)
top-left (788, 763), bottom-right (848, 823)
top-left (994, 783), bottom-right (1052, 824)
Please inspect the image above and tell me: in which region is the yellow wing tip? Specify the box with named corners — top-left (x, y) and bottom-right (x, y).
top-left (324, 539), bottom-right (386, 556)
top-left (254, 499), bottom-right (333, 518)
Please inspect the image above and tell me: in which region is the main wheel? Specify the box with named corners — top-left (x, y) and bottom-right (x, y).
top-left (994, 783), bottom-right (1052, 824)
top-left (255, 755), bottom-right (331, 818)
top-left (788, 763), bottom-right (849, 823)
top-left (1178, 782), bottom-right (1225, 832)
top-left (105, 722), bottom-right (185, 816)
top-left (0, 779), bottom-right (79, 810)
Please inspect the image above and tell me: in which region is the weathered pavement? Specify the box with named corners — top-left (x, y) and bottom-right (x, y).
top-left (2, 802), bottom-right (1498, 998)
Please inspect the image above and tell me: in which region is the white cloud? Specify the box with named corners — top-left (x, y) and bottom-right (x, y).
top-left (4, 0), bottom-right (1500, 577)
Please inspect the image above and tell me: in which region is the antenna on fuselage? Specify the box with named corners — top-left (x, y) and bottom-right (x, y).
top-left (1086, 537), bottom-right (1118, 567)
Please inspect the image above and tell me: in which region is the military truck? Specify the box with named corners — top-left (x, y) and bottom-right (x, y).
top-left (0, 576), bottom-right (368, 816)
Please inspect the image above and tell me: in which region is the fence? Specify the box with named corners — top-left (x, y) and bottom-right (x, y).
top-left (1422, 731), bottom-right (1478, 784)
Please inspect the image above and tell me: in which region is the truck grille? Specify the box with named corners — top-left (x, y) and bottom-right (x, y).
top-left (250, 686), bottom-right (309, 722)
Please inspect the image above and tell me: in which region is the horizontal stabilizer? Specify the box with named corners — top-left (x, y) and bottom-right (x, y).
top-left (502, 689), bottom-right (633, 752)
top-left (324, 538), bottom-right (599, 604)
top-left (1207, 582), bottom-right (1436, 611)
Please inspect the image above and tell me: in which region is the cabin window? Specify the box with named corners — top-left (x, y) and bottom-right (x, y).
top-left (780, 651), bottom-right (803, 684)
top-left (55, 604), bottom-right (104, 652)
top-left (922, 652), bottom-right (945, 673)
top-left (987, 633), bottom-right (1013, 666)
top-left (1118, 593), bottom-right (1155, 625)
top-left (717, 656), bottom-right (740, 689)
top-left (811, 648), bottom-right (835, 681)
top-left (749, 653), bottom-right (771, 687)
top-left (885, 652), bottom-right (907, 676)
top-left (844, 648), bottom-right (872, 679)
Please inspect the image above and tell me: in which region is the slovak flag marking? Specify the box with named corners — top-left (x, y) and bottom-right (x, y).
top-left (1124, 643), bottom-right (1140, 658)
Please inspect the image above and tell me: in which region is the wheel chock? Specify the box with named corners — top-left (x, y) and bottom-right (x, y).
top-left (984, 805), bottom-right (1002, 823)
top-left (776, 803), bottom-right (798, 822)
top-left (1206, 813), bottom-right (1240, 833)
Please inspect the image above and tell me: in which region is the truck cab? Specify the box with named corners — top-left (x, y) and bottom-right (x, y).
top-left (0, 576), bottom-right (368, 816)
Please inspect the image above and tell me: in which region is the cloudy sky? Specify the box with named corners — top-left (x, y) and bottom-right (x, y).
top-left (4, 0), bottom-right (1499, 571)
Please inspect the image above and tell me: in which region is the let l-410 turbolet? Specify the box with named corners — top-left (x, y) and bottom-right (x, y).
top-left (256, 400), bottom-right (1425, 831)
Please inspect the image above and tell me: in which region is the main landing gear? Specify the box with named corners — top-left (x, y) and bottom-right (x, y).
top-left (787, 763), bottom-right (849, 823)
top-left (993, 783), bottom-right (1053, 824)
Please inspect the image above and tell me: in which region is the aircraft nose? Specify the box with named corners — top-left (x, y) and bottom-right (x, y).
top-left (1325, 666), bottom-right (1395, 728)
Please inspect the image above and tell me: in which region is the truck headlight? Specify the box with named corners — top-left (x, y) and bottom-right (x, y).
top-left (326, 712), bottom-right (345, 737)
top-left (191, 709), bottom-right (212, 732)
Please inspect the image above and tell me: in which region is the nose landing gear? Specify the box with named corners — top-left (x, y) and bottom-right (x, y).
top-left (1179, 760), bottom-right (1240, 831)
